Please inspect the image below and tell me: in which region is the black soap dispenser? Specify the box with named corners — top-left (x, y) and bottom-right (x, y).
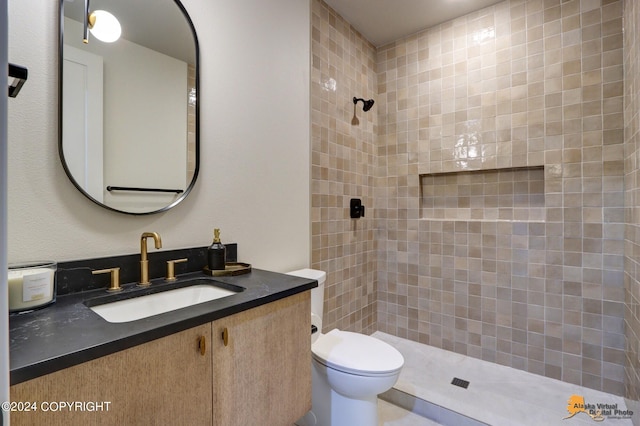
top-left (208, 229), bottom-right (226, 270)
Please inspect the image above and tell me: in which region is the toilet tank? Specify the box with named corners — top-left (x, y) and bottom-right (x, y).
top-left (286, 269), bottom-right (326, 333)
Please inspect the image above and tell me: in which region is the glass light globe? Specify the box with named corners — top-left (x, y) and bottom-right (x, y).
top-left (89, 10), bottom-right (122, 43)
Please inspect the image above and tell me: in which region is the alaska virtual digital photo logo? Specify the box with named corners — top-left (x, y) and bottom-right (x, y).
top-left (564, 395), bottom-right (634, 422)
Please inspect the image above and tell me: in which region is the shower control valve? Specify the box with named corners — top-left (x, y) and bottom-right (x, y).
top-left (350, 198), bottom-right (365, 219)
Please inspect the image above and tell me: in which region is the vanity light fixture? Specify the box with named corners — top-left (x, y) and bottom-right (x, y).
top-left (83, 0), bottom-right (121, 44)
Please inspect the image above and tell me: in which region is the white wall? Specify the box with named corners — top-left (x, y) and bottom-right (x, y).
top-left (7, 0), bottom-right (311, 272)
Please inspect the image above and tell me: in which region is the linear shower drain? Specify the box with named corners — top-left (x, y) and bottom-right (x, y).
top-left (451, 377), bottom-right (470, 389)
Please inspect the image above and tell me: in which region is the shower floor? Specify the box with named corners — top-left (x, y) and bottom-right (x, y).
top-left (373, 331), bottom-right (635, 426)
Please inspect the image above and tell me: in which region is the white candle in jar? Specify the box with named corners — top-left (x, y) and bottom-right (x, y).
top-left (8, 264), bottom-right (56, 312)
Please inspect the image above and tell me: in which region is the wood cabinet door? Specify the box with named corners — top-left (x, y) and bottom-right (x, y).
top-left (212, 291), bottom-right (311, 426)
top-left (10, 323), bottom-right (213, 426)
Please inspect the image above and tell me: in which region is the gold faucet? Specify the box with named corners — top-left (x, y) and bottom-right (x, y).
top-left (139, 232), bottom-right (162, 286)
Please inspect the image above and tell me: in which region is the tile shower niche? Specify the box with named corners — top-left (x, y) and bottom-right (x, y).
top-left (420, 166), bottom-right (545, 221)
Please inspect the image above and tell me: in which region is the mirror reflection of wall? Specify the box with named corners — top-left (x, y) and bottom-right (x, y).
top-left (60, 0), bottom-right (198, 214)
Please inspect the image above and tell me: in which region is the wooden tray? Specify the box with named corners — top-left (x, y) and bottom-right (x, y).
top-left (203, 262), bottom-right (251, 277)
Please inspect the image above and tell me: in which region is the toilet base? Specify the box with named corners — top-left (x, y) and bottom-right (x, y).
top-left (321, 390), bottom-right (378, 426)
top-left (297, 359), bottom-right (379, 426)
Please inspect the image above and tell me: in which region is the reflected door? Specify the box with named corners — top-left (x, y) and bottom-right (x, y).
top-left (62, 45), bottom-right (104, 202)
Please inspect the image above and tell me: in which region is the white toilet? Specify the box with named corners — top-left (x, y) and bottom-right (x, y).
top-left (287, 269), bottom-right (404, 426)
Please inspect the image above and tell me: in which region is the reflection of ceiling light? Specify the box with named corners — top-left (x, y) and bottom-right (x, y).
top-left (472, 27), bottom-right (495, 45)
top-left (83, 0), bottom-right (121, 44)
top-left (321, 78), bottom-right (337, 92)
top-left (189, 88), bottom-right (197, 107)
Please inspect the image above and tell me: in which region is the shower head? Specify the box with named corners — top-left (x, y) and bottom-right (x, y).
top-left (363, 99), bottom-right (374, 111)
top-left (353, 97), bottom-right (375, 112)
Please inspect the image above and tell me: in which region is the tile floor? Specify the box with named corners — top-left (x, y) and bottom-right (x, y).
top-left (374, 332), bottom-right (636, 426)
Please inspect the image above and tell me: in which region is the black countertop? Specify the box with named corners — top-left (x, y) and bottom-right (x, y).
top-left (9, 269), bottom-right (317, 385)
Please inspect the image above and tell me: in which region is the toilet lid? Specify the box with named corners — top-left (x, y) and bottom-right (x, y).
top-left (312, 329), bottom-right (404, 376)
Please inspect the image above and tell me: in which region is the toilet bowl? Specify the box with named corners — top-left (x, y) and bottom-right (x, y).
top-left (287, 269), bottom-right (404, 426)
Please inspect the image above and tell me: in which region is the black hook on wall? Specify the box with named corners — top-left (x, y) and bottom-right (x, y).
top-left (8, 63), bottom-right (28, 98)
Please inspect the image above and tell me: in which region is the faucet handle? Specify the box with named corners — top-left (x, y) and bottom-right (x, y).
top-left (92, 267), bottom-right (122, 292)
top-left (165, 258), bottom-right (188, 282)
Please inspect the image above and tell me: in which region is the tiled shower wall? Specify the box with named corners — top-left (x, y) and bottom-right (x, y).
top-left (623, 0), bottom-right (640, 400)
top-left (310, 0), bottom-right (378, 334)
top-left (187, 64), bottom-right (196, 182)
top-left (312, 0), bottom-right (627, 395)
top-left (376, 0), bottom-right (625, 394)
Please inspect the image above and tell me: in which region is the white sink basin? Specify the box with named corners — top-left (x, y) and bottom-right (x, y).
top-left (89, 284), bottom-right (239, 323)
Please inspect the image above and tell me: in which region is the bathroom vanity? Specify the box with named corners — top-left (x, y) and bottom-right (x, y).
top-left (8, 267), bottom-right (315, 425)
